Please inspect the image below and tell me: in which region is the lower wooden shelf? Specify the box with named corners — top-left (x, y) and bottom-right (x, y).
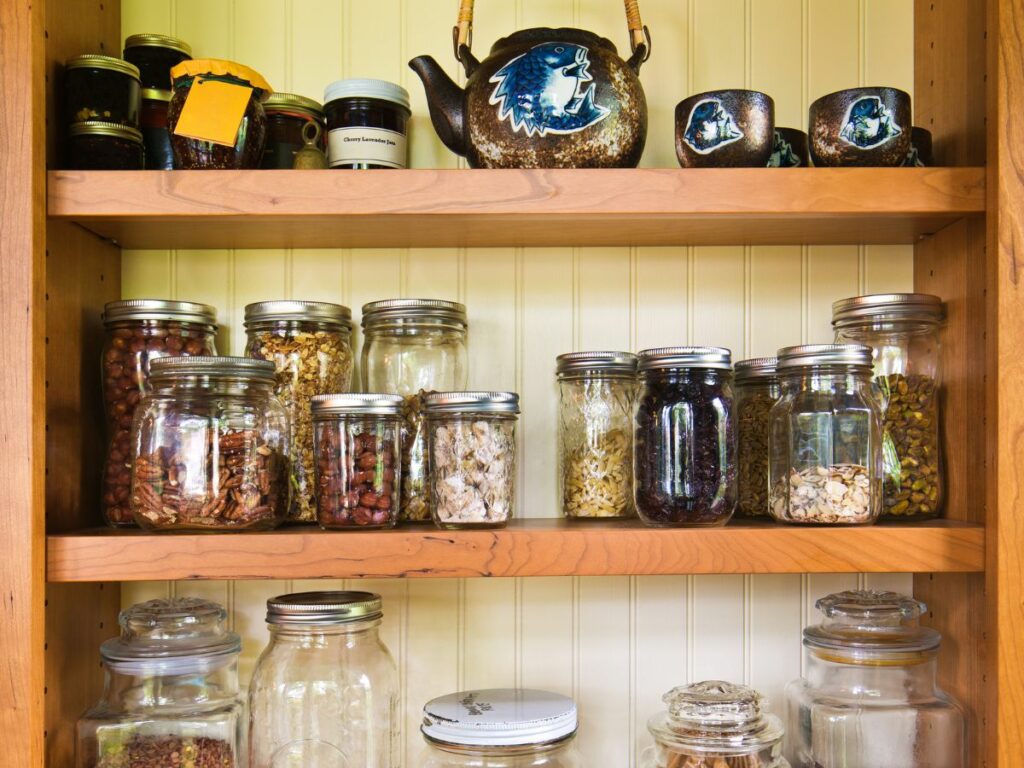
top-left (45, 518), bottom-right (985, 581)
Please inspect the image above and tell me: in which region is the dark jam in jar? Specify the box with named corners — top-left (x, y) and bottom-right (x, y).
top-left (123, 33), bottom-right (192, 90)
top-left (140, 88), bottom-right (173, 170)
top-left (68, 121), bottom-right (144, 170)
top-left (324, 79), bottom-right (410, 169)
top-left (65, 54), bottom-right (141, 127)
top-left (261, 93), bottom-right (327, 169)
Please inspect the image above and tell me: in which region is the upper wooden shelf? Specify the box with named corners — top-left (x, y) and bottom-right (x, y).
top-left (46, 518), bottom-right (985, 581)
top-left (47, 167), bottom-right (985, 249)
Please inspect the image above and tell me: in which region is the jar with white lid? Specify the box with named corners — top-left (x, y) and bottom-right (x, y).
top-left (420, 689), bottom-right (581, 768)
top-left (324, 79), bottom-right (411, 169)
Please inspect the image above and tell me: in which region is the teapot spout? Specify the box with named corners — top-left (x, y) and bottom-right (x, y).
top-left (409, 56), bottom-right (467, 158)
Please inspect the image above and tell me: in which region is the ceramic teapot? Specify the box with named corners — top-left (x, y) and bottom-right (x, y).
top-left (409, 0), bottom-right (650, 169)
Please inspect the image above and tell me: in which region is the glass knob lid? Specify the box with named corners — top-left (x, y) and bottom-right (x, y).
top-left (805, 589), bottom-right (941, 653)
top-left (101, 597), bottom-right (241, 664)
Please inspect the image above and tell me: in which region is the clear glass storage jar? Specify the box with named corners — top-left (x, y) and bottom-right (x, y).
top-left (784, 590), bottom-right (966, 768)
top-left (768, 345), bottom-right (882, 525)
top-left (420, 689), bottom-right (581, 768)
top-left (244, 300), bottom-right (354, 523)
top-left (248, 591), bottom-right (399, 768)
top-left (361, 299), bottom-right (469, 522)
top-left (101, 299), bottom-right (217, 528)
top-left (424, 392), bottom-right (519, 529)
top-left (76, 597), bottom-right (244, 768)
top-left (634, 347), bottom-right (736, 527)
top-left (832, 293), bottom-right (944, 519)
top-left (129, 356), bottom-right (287, 531)
top-left (735, 357), bottom-right (781, 518)
top-left (556, 351), bottom-right (638, 519)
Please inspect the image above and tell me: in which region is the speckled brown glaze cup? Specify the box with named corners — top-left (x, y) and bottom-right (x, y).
top-left (767, 127), bottom-right (810, 167)
top-left (903, 126), bottom-right (934, 166)
top-left (675, 89), bottom-right (775, 168)
top-left (809, 87), bottom-right (911, 167)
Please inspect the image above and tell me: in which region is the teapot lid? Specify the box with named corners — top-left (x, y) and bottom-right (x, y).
top-left (490, 27), bottom-right (617, 54)
top-left (803, 590), bottom-right (941, 655)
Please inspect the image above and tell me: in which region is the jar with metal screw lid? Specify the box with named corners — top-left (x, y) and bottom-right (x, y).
top-left (123, 33), bottom-right (192, 89)
top-left (324, 78), bottom-right (411, 169)
top-left (735, 356), bottom-right (781, 518)
top-left (261, 92), bottom-right (327, 168)
top-left (64, 54), bottom-right (141, 127)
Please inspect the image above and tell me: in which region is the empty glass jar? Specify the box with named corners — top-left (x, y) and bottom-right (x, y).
top-left (735, 357), bottom-right (780, 518)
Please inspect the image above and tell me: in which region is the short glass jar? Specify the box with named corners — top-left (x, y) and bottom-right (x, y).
top-left (634, 347), bottom-right (736, 527)
top-left (129, 356), bottom-right (288, 531)
top-left (421, 689), bottom-right (581, 768)
top-left (76, 597), bottom-right (243, 768)
top-left (833, 293), bottom-right (944, 519)
top-left (101, 299), bottom-right (217, 527)
top-left (65, 54), bottom-right (141, 127)
top-left (123, 33), bottom-right (192, 89)
top-left (248, 591), bottom-right (399, 768)
top-left (556, 351), bottom-right (638, 519)
top-left (324, 79), bottom-right (411, 169)
top-left (68, 121), bottom-right (144, 170)
top-left (244, 300), bottom-right (354, 523)
top-left (424, 392), bottom-right (519, 529)
top-left (312, 394), bottom-right (403, 530)
top-left (361, 299), bottom-right (469, 522)
top-left (768, 345), bottom-right (883, 525)
top-left (261, 92), bottom-right (327, 168)
top-left (785, 590), bottom-right (966, 768)
top-left (735, 357), bottom-right (781, 518)
top-left (140, 88), bottom-right (173, 169)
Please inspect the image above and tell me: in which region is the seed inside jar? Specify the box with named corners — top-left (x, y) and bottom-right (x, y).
top-left (770, 464), bottom-right (873, 524)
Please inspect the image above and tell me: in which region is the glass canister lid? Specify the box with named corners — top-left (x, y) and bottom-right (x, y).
top-left (422, 689), bottom-right (578, 747)
top-left (804, 589), bottom-right (941, 654)
top-left (556, 351), bottom-right (638, 377)
top-left (832, 293), bottom-right (944, 328)
top-left (361, 298), bottom-right (467, 329)
top-left (102, 298), bottom-right (217, 326)
top-left (638, 346), bottom-right (732, 371)
top-left (266, 591), bottom-right (383, 626)
top-left (243, 299), bottom-right (352, 329)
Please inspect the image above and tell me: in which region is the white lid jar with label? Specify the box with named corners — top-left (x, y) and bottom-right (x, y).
top-left (324, 78), bottom-right (411, 169)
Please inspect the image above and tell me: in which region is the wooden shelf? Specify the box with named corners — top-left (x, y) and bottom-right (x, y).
top-left (46, 518), bottom-right (985, 581)
top-left (47, 167), bottom-right (985, 249)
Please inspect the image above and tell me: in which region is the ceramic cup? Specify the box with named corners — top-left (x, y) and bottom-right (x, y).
top-left (767, 127), bottom-right (810, 167)
top-left (903, 126), bottom-right (934, 166)
top-left (675, 89), bottom-right (775, 168)
top-left (809, 86), bottom-right (912, 167)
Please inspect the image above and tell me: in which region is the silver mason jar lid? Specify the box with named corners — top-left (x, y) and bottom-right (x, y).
top-left (422, 391), bottom-right (520, 415)
top-left (734, 356), bottom-right (778, 381)
top-left (149, 355), bottom-right (276, 383)
top-left (361, 298), bottom-right (467, 329)
top-left (776, 344), bottom-right (873, 370)
top-left (832, 293), bottom-right (944, 328)
top-left (103, 298), bottom-right (217, 326)
top-left (244, 300), bottom-right (352, 329)
top-left (638, 346), bottom-right (732, 371)
top-left (311, 393), bottom-right (404, 417)
top-left (266, 591), bottom-right (383, 626)
top-left (556, 351), bottom-right (638, 377)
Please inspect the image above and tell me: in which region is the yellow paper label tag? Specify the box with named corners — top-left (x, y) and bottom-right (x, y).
top-left (172, 78), bottom-right (253, 147)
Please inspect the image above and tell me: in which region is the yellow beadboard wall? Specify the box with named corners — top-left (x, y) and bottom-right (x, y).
top-left (120, 1), bottom-right (915, 766)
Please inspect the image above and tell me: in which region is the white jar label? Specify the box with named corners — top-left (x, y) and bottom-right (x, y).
top-left (328, 127), bottom-right (407, 168)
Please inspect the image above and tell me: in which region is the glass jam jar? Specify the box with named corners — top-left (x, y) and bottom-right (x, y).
top-left (324, 79), bottom-right (411, 169)
top-left (244, 300), bottom-right (354, 524)
top-left (420, 689), bottom-right (581, 768)
top-left (768, 345), bottom-right (883, 525)
top-left (140, 88), bottom-right (173, 169)
top-left (68, 121), bottom-right (144, 170)
top-left (832, 293), bottom-right (945, 519)
top-left (735, 357), bottom-right (781, 518)
top-left (76, 597), bottom-right (243, 768)
top-left (361, 299), bottom-right (469, 522)
top-left (101, 299), bottom-right (217, 528)
top-left (64, 54), bottom-right (141, 127)
top-left (423, 392), bottom-right (519, 529)
top-left (643, 680), bottom-right (790, 768)
top-left (785, 590), bottom-right (966, 768)
top-left (556, 351), bottom-right (638, 519)
top-left (129, 356), bottom-right (287, 531)
top-left (634, 347), bottom-right (736, 527)
top-left (123, 33), bottom-right (192, 89)
top-left (261, 92), bottom-right (327, 168)
top-left (248, 592), bottom-right (399, 768)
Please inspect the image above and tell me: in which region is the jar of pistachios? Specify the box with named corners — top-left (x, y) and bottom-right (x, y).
top-left (735, 357), bottom-right (780, 518)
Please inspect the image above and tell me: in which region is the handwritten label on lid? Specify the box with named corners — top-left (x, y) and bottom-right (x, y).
top-left (173, 78), bottom-right (252, 147)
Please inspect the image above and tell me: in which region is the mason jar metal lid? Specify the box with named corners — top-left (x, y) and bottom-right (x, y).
top-left (68, 121), bottom-right (143, 143)
top-left (361, 298), bottom-right (467, 329)
top-left (124, 33), bottom-right (193, 56)
top-left (65, 54), bottom-right (141, 80)
top-left (244, 300), bottom-right (352, 329)
top-left (776, 343), bottom-right (873, 370)
top-left (556, 351), bottom-right (638, 377)
top-left (638, 346), bottom-right (732, 371)
top-left (422, 689), bottom-right (578, 747)
top-left (422, 391), bottom-right (520, 415)
top-left (141, 87), bottom-right (172, 102)
top-left (324, 78), bottom-right (411, 111)
top-left (804, 589), bottom-right (941, 654)
top-left (264, 92), bottom-right (324, 119)
top-left (149, 356), bottom-right (275, 383)
top-left (832, 293), bottom-right (944, 327)
top-left (312, 393), bottom-right (404, 417)
top-left (266, 591), bottom-right (383, 626)
top-left (734, 356), bottom-right (778, 380)
top-left (103, 298), bottom-right (217, 326)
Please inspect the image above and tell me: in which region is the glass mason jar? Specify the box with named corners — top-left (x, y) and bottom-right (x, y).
top-left (785, 590), bottom-right (966, 768)
top-left (420, 689), bottom-right (581, 768)
top-left (248, 591), bottom-right (399, 768)
top-left (642, 680), bottom-right (790, 768)
top-left (556, 351), bottom-right (638, 519)
top-left (244, 300), bottom-right (354, 524)
top-left (735, 357), bottom-right (781, 518)
top-left (312, 394), bottom-right (403, 529)
top-left (76, 597), bottom-right (244, 768)
top-left (832, 293), bottom-right (944, 520)
top-left (101, 299), bottom-right (217, 527)
top-left (361, 299), bottom-right (469, 522)
top-left (129, 356), bottom-right (288, 531)
top-left (634, 347), bottom-right (736, 527)
top-left (423, 392), bottom-right (519, 529)
top-left (769, 345), bottom-right (883, 525)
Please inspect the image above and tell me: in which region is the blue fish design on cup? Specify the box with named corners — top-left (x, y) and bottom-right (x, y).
top-left (682, 99), bottom-right (744, 154)
top-left (839, 96), bottom-right (903, 149)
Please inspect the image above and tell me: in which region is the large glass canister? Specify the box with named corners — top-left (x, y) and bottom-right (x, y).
top-left (556, 351), bottom-right (638, 519)
top-left (768, 345), bottom-right (883, 525)
top-left (360, 299), bottom-right (469, 522)
top-left (643, 680), bottom-right (790, 768)
top-left (420, 689), bottom-right (581, 768)
top-left (76, 597), bottom-right (244, 768)
top-left (244, 300), bottom-right (354, 523)
top-left (832, 293), bottom-right (944, 520)
top-left (735, 357), bottom-right (781, 518)
top-left (248, 591), bottom-right (399, 768)
top-left (634, 347), bottom-right (736, 527)
top-left (784, 590), bottom-right (966, 768)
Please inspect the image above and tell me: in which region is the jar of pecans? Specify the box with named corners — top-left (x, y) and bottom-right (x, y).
top-left (734, 357), bottom-right (780, 518)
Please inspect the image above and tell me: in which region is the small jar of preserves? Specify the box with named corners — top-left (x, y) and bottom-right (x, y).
top-left (324, 79), bottom-right (411, 169)
top-left (123, 33), bottom-right (192, 89)
top-left (68, 121), bottom-right (144, 170)
top-left (735, 357), bottom-right (781, 518)
top-left (64, 54), bottom-right (141, 127)
top-left (140, 88), bottom-right (173, 169)
top-left (261, 92), bottom-right (327, 168)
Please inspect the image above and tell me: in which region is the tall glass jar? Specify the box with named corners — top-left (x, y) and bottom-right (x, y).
top-left (785, 590), bottom-right (966, 768)
top-left (735, 357), bottom-right (781, 518)
top-left (101, 299), bottom-right (217, 527)
top-left (556, 351), bottom-right (638, 519)
top-left (420, 689), bottom-right (581, 768)
top-left (244, 300), bottom-right (354, 523)
top-left (129, 356), bottom-right (288, 531)
top-left (248, 591), bottom-right (399, 768)
top-left (361, 299), bottom-right (469, 522)
top-left (634, 347), bottom-right (735, 527)
top-left (769, 345), bottom-right (882, 525)
top-left (76, 597), bottom-right (244, 768)
top-left (832, 293), bottom-right (944, 519)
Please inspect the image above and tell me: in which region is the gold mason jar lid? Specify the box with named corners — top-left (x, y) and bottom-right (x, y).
top-left (124, 33), bottom-right (193, 57)
top-left (140, 87), bottom-right (172, 102)
top-left (65, 54), bottom-right (141, 81)
top-left (264, 92), bottom-right (324, 120)
top-left (68, 121), bottom-right (143, 143)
